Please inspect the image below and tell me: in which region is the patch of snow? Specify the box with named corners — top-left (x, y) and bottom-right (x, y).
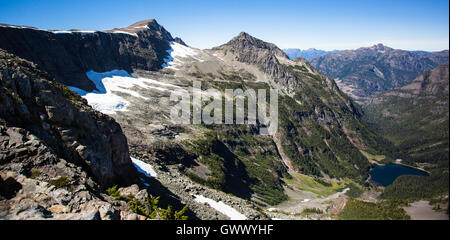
top-left (51, 31), bottom-right (73, 34)
top-left (0, 24), bottom-right (46, 31)
top-left (52, 30), bottom-right (96, 34)
top-left (267, 208), bottom-right (277, 212)
top-left (170, 42), bottom-right (198, 58)
top-left (194, 195), bottom-right (247, 220)
top-left (111, 31), bottom-right (138, 37)
top-left (134, 26), bottom-right (149, 29)
top-left (68, 69), bottom-right (183, 114)
top-left (69, 85), bottom-right (129, 115)
top-left (162, 42), bottom-right (204, 68)
top-left (302, 199), bottom-right (310, 203)
top-left (131, 157), bottom-right (158, 178)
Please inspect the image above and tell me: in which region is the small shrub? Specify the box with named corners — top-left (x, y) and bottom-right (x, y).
top-left (49, 176), bottom-right (71, 188)
top-left (128, 196), bottom-right (160, 219)
top-left (30, 169), bottom-right (41, 179)
top-left (128, 196), bottom-right (189, 220)
top-left (160, 205), bottom-right (189, 220)
top-left (106, 185), bottom-right (122, 200)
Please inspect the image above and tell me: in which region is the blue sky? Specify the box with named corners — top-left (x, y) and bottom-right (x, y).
top-left (0, 0), bottom-right (448, 51)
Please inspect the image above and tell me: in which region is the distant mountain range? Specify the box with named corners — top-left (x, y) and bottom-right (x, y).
top-left (309, 44), bottom-right (449, 103)
top-left (283, 48), bottom-right (341, 61)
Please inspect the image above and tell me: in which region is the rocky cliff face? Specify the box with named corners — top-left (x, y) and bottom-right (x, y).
top-left (0, 49), bottom-right (138, 187)
top-left (0, 19), bottom-right (174, 91)
top-left (310, 44), bottom-right (449, 102)
top-left (0, 49), bottom-right (147, 219)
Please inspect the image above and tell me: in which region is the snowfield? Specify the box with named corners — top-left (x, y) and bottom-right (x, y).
top-left (111, 31), bottom-right (138, 37)
top-left (162, 42), bottom-right (203, 69)
top-left (131, 157), bottom-right (158, 178)
top-left (52, 30), bottom-right (97, 34)
top-left (194, 195), bottom-right (247, 220)
top-left (69, 69), bottom-right (182, 114)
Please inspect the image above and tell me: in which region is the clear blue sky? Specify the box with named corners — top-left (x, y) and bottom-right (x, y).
top-left (0, 0), bottom-right (448, 51)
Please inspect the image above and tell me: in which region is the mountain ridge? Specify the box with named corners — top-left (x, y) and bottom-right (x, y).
top-left (310, 44), bottom-right (449, 102)
top-left (0, 20), bottom-right (178, 91)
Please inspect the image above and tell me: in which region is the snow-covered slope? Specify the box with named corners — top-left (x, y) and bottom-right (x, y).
top-left (194, 195), bottom-right (247, 220)
top-left (162, 42), bottom-right (203, 70)
top-left (68, 70), bottom-right (182, 114)
top-left (131, 157), bottom-right (158, 178)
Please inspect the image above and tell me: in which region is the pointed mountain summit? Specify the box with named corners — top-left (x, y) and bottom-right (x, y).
top-left (107, 19), bottom-right (174, 40)
top-left (213, 32), bottom-right (296, 89)
top-left (218, 32), bottom-right (289, 59)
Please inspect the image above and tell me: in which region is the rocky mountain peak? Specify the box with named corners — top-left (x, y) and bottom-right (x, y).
top-left (235, 32), bottom-right (255, 40)
top-left (369, 43), bottom-right (391, 52)
top-left (212, 32), bottom-right (297, 89)
top-left (223, 32), bottom-right (287, 56)
top-left (128, 19), bottom-right (158, 27)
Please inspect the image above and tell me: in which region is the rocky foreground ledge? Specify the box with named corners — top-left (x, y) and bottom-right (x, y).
top-left (0, 49), bottom-right (148, 219)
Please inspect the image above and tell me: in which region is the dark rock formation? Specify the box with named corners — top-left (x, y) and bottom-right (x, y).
top-left (0, 19), bottom-right (175, 91)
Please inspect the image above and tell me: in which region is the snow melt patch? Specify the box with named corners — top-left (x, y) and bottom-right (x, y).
top-left (194, 195), bottom-right (247, 220)
top-left (162, 42), bottom-right (203, 69)
top-left (111, 31), bottom-right (138, 37)
top-left (52, 30), bottom-right (97, 34)
top-left (170, 42), bottom-right (198, 58)
top-left (68, 69), bottom-right (182, 114)
top-left (131, 157), bottom-right (158, 178)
